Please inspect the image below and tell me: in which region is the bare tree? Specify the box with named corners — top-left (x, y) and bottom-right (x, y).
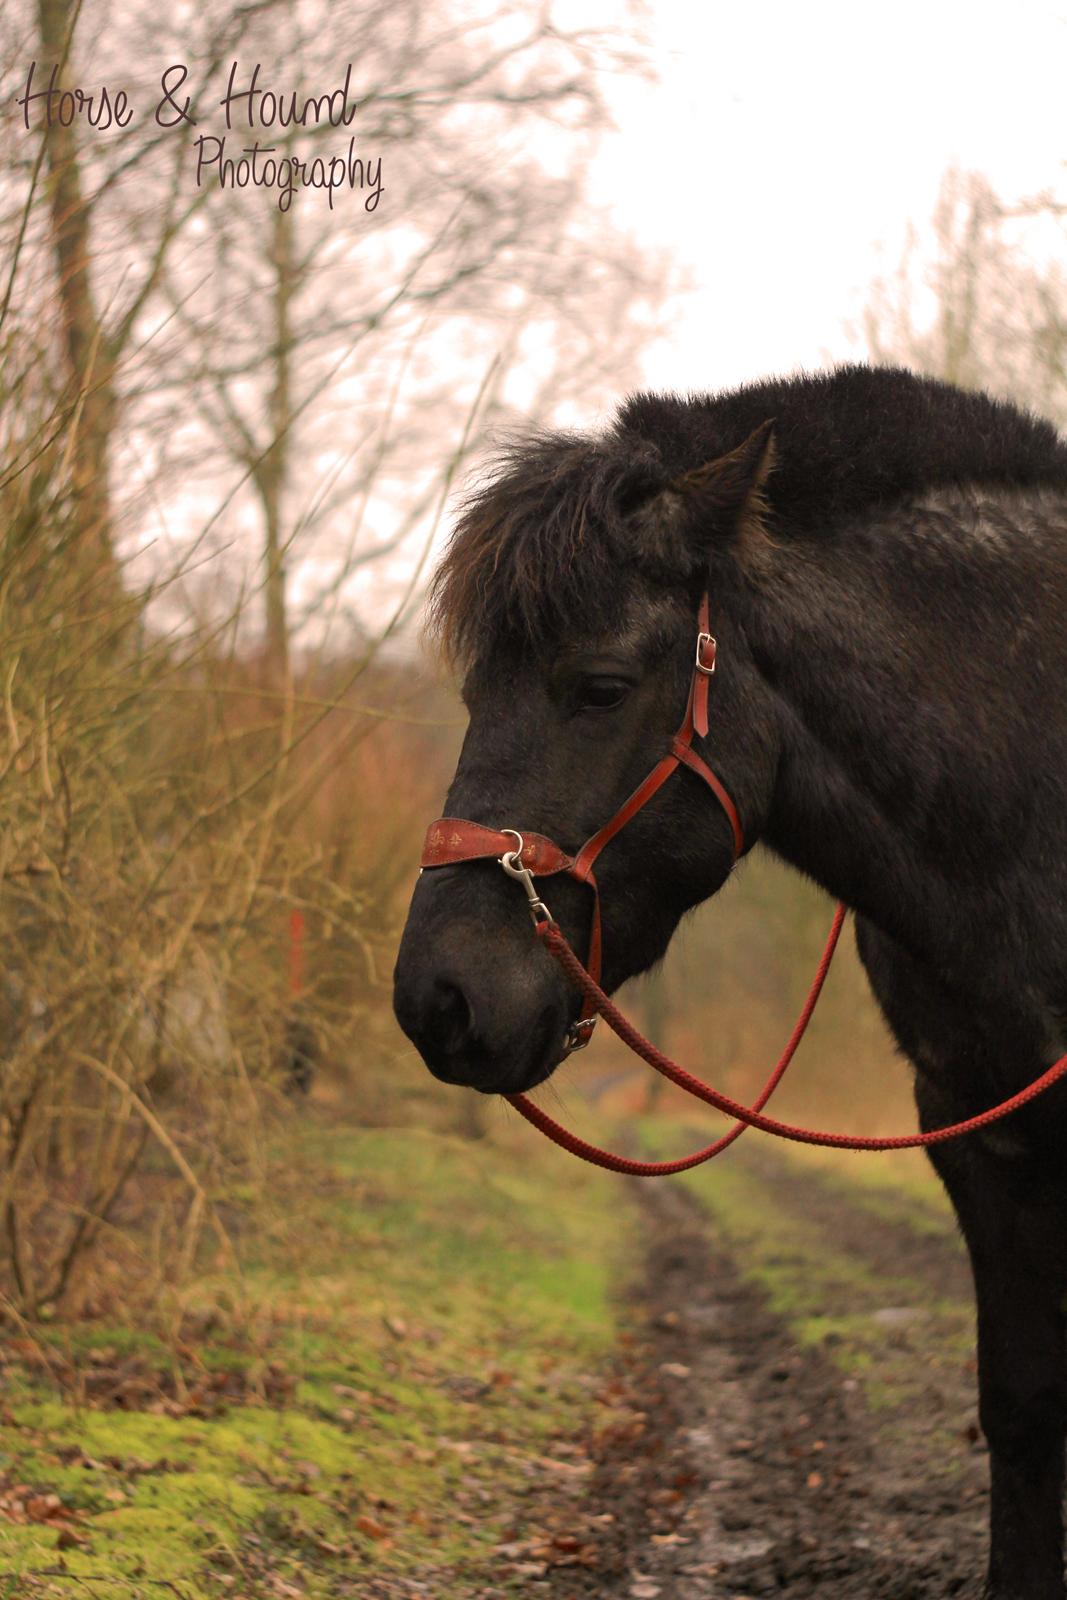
top-left (137, 0), bottom-right (665, 678)
top-left (1, 0), bottom-right (297, 602)
top-left (861, 165), bottom-right (1067, 423)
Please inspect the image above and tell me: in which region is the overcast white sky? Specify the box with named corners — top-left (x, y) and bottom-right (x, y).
top-left (579, 0), bottom-right (1067, 397)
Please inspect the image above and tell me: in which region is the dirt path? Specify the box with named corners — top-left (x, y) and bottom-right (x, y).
top-left (543, 1156), bottom-right (989, 1600)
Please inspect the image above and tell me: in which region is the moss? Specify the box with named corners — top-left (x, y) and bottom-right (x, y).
top-left (1, 1116), bottom-right (634, 1598)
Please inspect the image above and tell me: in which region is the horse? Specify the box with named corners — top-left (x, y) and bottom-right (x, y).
top-left (393, 363), bottom-right (1067, 1599)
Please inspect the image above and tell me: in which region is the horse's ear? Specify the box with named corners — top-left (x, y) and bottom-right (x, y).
top-left (629, 417), bottom-right (777, 571)
top-left (668, 418), bottom-right (777, 557)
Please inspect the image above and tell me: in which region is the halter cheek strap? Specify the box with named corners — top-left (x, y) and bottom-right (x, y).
top-left (418, 592), bottom-right (743, 1051)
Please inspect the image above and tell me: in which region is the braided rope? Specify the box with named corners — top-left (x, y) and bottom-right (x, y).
top-left (507, 909), bottom-right (1067, 1175)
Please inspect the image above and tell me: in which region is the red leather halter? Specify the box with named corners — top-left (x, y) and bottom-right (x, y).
top-left (417, 593), bottom-right (1067, 1174)
top-left (420, 593), bottom-right (742, 1052)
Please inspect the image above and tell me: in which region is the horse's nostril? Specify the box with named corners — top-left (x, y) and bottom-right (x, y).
top-left (431, 976), bottom-right (475, 1055)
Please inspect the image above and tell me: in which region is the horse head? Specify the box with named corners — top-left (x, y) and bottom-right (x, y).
top-left (393, 416), bottom-right (780, 1095)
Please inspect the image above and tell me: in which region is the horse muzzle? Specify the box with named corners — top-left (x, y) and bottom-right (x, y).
top-left (392, 870), bottom-right (577, 1094)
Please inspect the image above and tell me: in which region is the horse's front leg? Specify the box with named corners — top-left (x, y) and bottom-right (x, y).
top-left (928, 1129), bottom-right (1067, 1600)
top-left (856, 919), bottom-right (1067, 1597)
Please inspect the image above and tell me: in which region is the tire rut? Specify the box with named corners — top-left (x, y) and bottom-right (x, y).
top-left (737, 1143), bottom-right (973, 1305)
top-left (543, 1168), bottom-right (988, 1600)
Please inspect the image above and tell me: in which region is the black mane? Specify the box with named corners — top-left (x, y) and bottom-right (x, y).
top-left (431, 365), bottom-right (1067, 663)
top-left (620, 365), bottom-right (1067, 535)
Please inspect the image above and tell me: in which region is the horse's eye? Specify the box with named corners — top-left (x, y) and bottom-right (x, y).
top-left (577, 678), bottom-right (631, 713)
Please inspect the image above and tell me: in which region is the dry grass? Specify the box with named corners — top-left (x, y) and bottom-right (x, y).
top-left (0, 357), bottom-right (453, 1321)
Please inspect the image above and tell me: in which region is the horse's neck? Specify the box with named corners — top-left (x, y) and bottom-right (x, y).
top-left (749, 488), bottom-right (1067, 979)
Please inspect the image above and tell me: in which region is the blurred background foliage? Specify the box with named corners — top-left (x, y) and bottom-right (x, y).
top-left (2, 0), bottom-right (1067, 1328)
top-left (0, 0), bottom-right (666, 1322)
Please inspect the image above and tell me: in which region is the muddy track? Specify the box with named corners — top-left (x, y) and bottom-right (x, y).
top-left (544, 1159), bottom-right (989, 1600)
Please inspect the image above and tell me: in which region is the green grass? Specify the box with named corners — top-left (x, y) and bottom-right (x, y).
top-left (1, 1113), bottom-right (635, 1598)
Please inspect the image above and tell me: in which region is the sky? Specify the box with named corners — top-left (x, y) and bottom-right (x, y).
top-left (577, 0), bottom-right (1067, 399)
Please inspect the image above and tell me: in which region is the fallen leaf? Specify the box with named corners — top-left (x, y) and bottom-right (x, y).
top-left (56, 1526), bottom-right (91, 1550)
top-left (355, 1514), bottom-right (389, 1540)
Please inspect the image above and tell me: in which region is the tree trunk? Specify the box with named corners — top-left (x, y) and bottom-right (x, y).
top-left (36, 0), bottom-right (119, 596)
top-left (259, 203), bottom-right (294, 688)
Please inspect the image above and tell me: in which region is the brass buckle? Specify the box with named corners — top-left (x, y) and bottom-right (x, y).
top-left (695, 631), bottom-right (717, 675)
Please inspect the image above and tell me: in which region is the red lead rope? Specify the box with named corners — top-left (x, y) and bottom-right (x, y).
top-left (423, 591), bottom-right (1067, 1174)
top-left (507, 910), bottom-right (1067, 1175)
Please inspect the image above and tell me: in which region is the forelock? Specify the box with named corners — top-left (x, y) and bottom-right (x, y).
top-left (427, 427), bottom-right (680, 666)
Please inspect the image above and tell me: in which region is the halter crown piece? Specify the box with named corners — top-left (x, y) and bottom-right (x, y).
top-left (419, 592), bottom-right (742, 1053)
top-left (418, 594), bottom-right (1067, 1177)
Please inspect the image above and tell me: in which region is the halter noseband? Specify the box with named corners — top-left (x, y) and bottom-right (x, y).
top-left (418, 593), bottom-right (743, 1055)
